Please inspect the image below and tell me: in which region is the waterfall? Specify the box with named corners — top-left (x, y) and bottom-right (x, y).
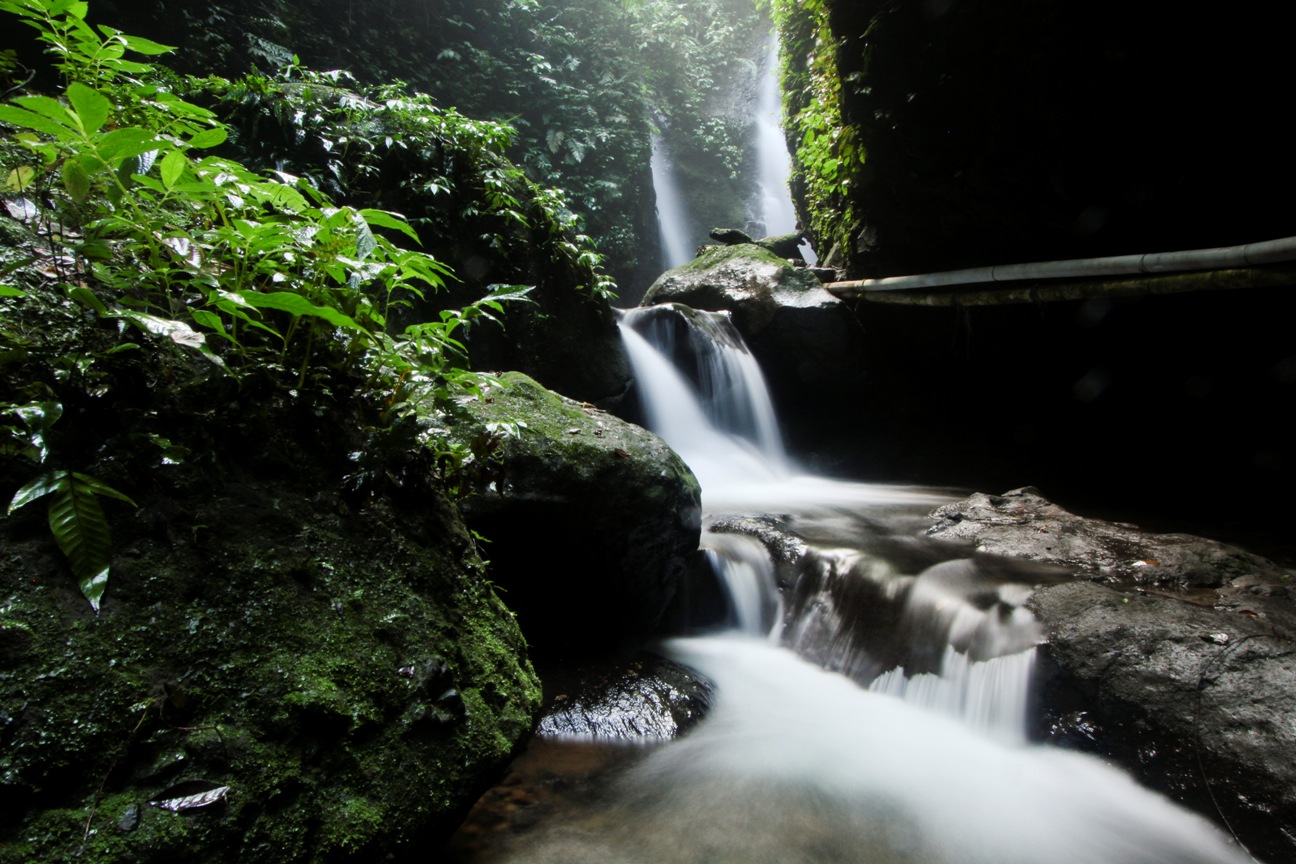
top-left (750, 40), bottom-right (798, 239)
top-left (650, 133), bottom-right (695, 270)
top-left (525, 311), bottom-right (1256, 864)
top-left (622, 308), bottom-right (1040, 736)
top-left (748, 40), bottom-right (817, 264)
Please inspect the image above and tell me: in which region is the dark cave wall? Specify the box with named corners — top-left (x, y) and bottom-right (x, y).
top-left (816, 0), bottom-right (1296, 278)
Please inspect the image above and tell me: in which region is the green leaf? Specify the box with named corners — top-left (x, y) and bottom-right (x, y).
top-left (4, 166), bottom-right (36, 193)
top-left (69, 471), bottom-right (137, 507)
top-left (65, 283), bottom-right (109, 316)
top-left (0, 104), bottom-right (78, 139)
top-left (93, 127), bottom-right (159, 164)
top-left (0, 285), bottom-right (26, 298)
top-left (12, 401), bottom-right (62, 464)
top-left (186, 127), bottom-right (228, 149)
top-left (238, 291), bottom-right (364, 332)
top-left (9, 470), bottom-right (67, 515)
top-left (47, 475), bottom-right (112, 612)
top-left (354, 219), bottom-right (377, 261)
top-left (359, 208), bottom-right (420, 243)
top-left (62, 157), bottom-right (92, 201)
top-left (117, 32), bottom-right (175, 55)
top-left (66, 82), bottom-right (110, 135)
top-left (159, 148), bottom-right (186, 190)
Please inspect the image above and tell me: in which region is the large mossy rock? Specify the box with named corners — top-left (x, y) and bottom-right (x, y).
top-left (0, 470), bottom-right (541, 863)
top-left (451, 373), bottom-right (702, 659)
top-left (927, 487), bottom-right (1296, 862)
top-left (640, 244), bottom-right (865, 452)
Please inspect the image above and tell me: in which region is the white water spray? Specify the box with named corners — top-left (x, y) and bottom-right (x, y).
top-left (650, 133), bottom-right (695, 270)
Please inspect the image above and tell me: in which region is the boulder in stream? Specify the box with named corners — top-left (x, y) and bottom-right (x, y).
top-left (449, 372), bottom-right (703, 658)
top-left (928, 487), bottom-right (1296, 863)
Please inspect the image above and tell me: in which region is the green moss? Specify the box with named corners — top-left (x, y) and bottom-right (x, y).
top-left (0, 475), bottom-right (542, 863)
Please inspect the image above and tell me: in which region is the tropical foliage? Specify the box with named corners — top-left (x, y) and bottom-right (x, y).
top-left (72, 0), bottom-right (773, 292)
top-left (0, 0), bottom-right (535, 610)
top-left (767, 0), bottom-right (864, 266)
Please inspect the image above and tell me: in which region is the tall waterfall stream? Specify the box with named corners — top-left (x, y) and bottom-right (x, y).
top-left (450, 309), bottom-right (1252, 864)
top-left (450, 31), bottom-right (1250, 864)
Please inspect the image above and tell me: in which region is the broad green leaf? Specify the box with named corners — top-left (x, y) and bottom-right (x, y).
top-left (159, 148), bottom-right (186, 190)
top-left (4, 166), bottom-right (35, 193)
top-left (69, 471), bottom-right (137, 507)
top-left (354, 219), bottom-right (378, 261)
top-left (0, 285), bottom-right (26, 298)
top-left (186, 127), bottom-right (228, 149)
top-left (237, 291), bottom-right (364, 332)
top-left (93, 127), bottom-right (159, 164)
top-left (117, 32), bottom-right (176, 55)
top-left (12, 401), bottom-right (62, 464)
top-left (62, 157), bottom-right (92, 201)
top-left (190, 308), bottom-right (234, 342)
top-left (0, 104), bottom-right (78, 139)
top-left (65, 284), bottom-right (109, 316)
top-left (47, 476), bottom-right (112, 612)
top-left (359, 208), bottom-right (421, 243)
top-left (66, 82), bottom-right (110, 135)
top-left (9, 469), bottom-right (67, 514)
top-left (11, 95), bottom-right (79, 128)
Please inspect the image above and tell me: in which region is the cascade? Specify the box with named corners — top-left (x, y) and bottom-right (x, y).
top-left (465, 24), bottom-right (1250, 864)
top-left (536, 312), bottom-right (1253, 864)
top-left (650, 133), bottom-right (695, 270)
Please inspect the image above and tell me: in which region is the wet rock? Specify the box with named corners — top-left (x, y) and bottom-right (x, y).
top-left (1030, 581), bottom-right (1296, 864)
top-left (451, 372), bottom-right (702, 658)
top-left (537, 654), bottom-right (714, 741)
top-left (640, 244), bottom-right (866, 448)
top-left (927, 486), bottom-right (1289, 592)
top-left (926, 487), bottom-right (1296, 862)
top-left (0, 472), bottom-right (541, 864)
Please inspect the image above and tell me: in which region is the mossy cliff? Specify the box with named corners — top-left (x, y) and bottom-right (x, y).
top-left (0, 442), bottom-right (542, 863)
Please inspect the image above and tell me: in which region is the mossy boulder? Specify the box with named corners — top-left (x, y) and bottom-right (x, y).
top-left (450, 373), bottom-right (702, 659)
top-left (0, 468), bottom-right (541, 863)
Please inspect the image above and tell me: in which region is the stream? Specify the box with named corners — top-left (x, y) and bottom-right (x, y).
top-left (448, 30), bottom-right (1252, 864)
top-left (448, 308), bottom-right (1252, 864)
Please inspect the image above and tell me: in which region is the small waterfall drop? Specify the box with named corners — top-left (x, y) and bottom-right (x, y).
top-left (650, 133), bottom-right (695, 270)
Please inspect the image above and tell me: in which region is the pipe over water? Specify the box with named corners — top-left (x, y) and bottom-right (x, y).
top-left (827, 234), bottom-right (1296, 298)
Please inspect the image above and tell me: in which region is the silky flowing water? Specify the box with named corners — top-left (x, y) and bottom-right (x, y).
top-left (449, 310), bottom-right (1252, 864)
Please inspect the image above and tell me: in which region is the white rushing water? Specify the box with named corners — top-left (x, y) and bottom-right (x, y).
top-left (751, 40), bottom-right (799, 239)
top-left (548, 309), bottom-right (1255, 864)
top-left (650, 133), bottom-right (696, 270)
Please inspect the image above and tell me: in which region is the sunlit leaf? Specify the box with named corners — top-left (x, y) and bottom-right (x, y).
top-left (237, 291), bottom-right (364, 332)
top-left (359, 208), bottom-right (420, 243)
top-left (159, 148), bottom-right (186, 190)
top-left (9, 469), bottom-right (66, 515)
top-left (66, 82), bottom-right (110, 135)
top-left (61, 158), bottom-right (92, 201)
top-left (186, 127), bottom-right (227, 149)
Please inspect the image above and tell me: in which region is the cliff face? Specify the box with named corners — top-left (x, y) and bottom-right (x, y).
top-left (797, 1), bottom-right (1296, 277)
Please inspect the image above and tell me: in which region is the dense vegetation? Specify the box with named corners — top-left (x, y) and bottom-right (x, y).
top-left (59, 0), bottom-right (773, 295)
